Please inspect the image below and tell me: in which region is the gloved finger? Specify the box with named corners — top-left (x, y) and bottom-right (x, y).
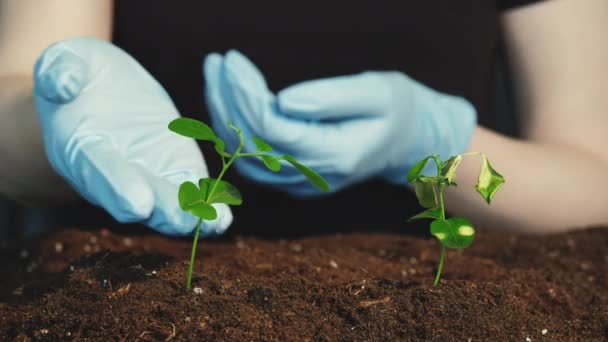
top-left (33, 43), bottom-right (90, 104)
top-left (143, 174), bottom-right (233, 236)
top-left (221, 52), bottom-right (333, 148)
top-left (73, 138), bottom-right (155, 223)
top-left (204, 53), bottom-right (243, 151)
top-left (223, 50), bottom-right (267, 93)
top-left (277, 72), bottom-right (398, 120)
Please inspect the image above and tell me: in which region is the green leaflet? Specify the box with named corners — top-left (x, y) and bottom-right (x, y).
top-left (414, 179), bottom-right (437, 209)
top-left (169, 117), bottom-right (228, 156)
top-left (430, 217), bottom-right (475, 249)
top-left (199, 178), bottom-right (242, 205)
top-left (261, 155), bottom-right (281, 172)
top-left (178, 181), bottom-right (217, 220)
top-left (252, 136), bottom-right (273, 152)
top-left (281, 155), bottom-right (330, 192)
top-left (408, 207), bottom-right (443, 222)
top-left (169, 118), bottom-right (216, 141)
top-left (441, 155), bottom-right (462, 184)
top-left (475, 155), bottom-right (505, 204)
top-left (407, 156), bottom-right (433, 183)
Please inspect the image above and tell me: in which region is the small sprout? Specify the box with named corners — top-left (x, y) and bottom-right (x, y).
top-left (169, 117), bottom-right (330, 289)
top-left (193, 287), bottom-right (203, 295)
top-left (407, 152), bottom-right (505, 286)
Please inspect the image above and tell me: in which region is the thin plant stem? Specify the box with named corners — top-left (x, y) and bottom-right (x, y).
top-left (237, 152), bottom-right (263, 158)
top-left (433, 245), bottom-right (446, 287)
top-left (186, 218), bottom-right (203, 289)
top-left (186, 129), bottom-right (245, 289)
top-left (434, 153), bottom-right (447, 286)
top-left (438, 183), bottom-right (445, 220)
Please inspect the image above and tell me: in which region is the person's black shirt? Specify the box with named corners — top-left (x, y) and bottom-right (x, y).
top-left (111, 0), bottom-right (546, 237)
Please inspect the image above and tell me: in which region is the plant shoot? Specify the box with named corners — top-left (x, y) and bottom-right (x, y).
top-left (169, 117), bottom-right (330, 289)
top-left (407, 152), bottom-right (505, 286)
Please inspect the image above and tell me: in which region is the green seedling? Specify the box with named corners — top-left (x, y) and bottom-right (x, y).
top-left (169, 118), bottom-right (330, 289)
top-left (407, 152), bottom-right (505, 286)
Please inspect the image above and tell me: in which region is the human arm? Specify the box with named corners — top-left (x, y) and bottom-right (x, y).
top-left (0, 0), bottom-right (113, 202)
top-left (443, 0), bottom-right (608, 233)
top-left (1, 1), bottom-right (232, 235)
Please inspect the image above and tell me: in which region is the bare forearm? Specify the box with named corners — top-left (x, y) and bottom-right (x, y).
top-left (0, 73), bottom-right (75, 203)
top-left (443, 126), bottom-right (608, 233)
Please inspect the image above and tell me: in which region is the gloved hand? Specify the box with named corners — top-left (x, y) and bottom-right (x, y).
top-left (33, 37), bottom-right (232, 236)
top-left (204, 50), bottom-right (476, 196)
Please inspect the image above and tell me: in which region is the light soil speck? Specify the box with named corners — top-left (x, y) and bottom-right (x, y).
top-left (122, 237), bottom-right (133, 247)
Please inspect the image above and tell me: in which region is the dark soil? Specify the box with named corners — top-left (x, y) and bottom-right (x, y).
top-left (1, 225), bottom-right (607, 341)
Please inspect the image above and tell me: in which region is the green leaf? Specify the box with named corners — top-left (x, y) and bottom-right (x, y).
top-left (178, 181), bottom-right (217, 220)
top-left (441, 155), bottom-right (462, 183)
top-left (169, 118), bottom-right (227, 156)
top-left (414, 179), bottom-right (437, 208)
top-left (214, 139), bottom-right (228, 156)
top-left (407, 156), bottom-right (433, 183)
top-left (408, 207), bottom-right (443, 222)
top-left (188, 202), bottom-right (217, 220)
top-left (430, 217), bottom-right (475, 249)
top-left (252, 136), bottom-right (273, 152)
top-left (282, 155), bottom-right (330, 192)
top-left (178, 181), bottom-right (202, 209)
top-left (169, 118), bottom-right (216, 141)
top-left (199, 178), bottom-right (242, 205)
top-left (261, 155), bottom-right (281, 172)
top-left (475, 155), bottom-right (505, 204)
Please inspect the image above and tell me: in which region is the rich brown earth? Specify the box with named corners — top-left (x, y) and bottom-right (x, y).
top-left (0, 225), bottom-right (607, 341)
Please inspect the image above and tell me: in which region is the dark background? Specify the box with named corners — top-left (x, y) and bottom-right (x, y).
top-left (4, 1), bottom-right (524, 239)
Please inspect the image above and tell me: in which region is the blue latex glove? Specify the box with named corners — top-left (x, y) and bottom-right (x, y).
top-left (204, 50), bottom-right (476, 195)
top-left (33, 37), bottom-right (232, 236)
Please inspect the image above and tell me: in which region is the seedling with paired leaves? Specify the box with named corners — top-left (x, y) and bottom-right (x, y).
top-left (407, 152), bottom-right (505, 286)
top-left (169, 118), bottom-right (330, 289)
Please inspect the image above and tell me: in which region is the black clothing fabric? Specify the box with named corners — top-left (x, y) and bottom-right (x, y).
top-left (499, 0), bottom-right (547, 10)
top-left (111, 1), bottom-right (544, 236)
